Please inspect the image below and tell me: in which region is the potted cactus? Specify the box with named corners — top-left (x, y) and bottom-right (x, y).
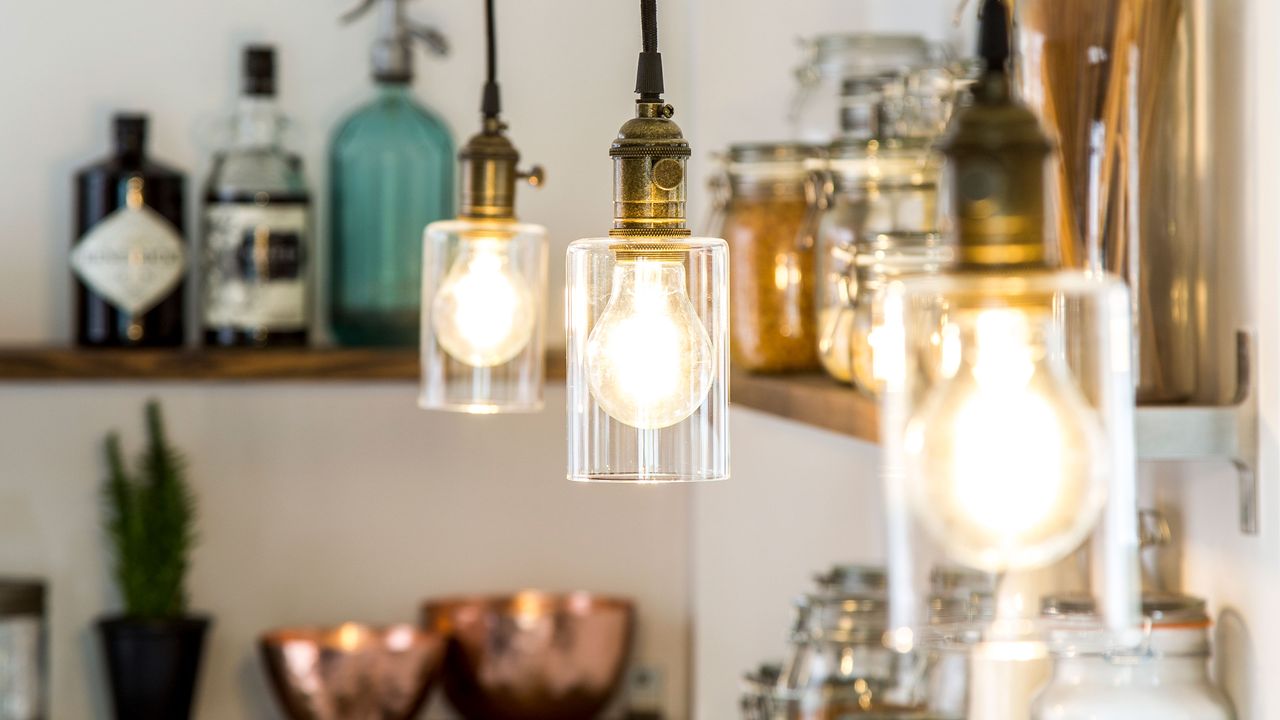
top-left (97, 401), bottom-right (209, 720)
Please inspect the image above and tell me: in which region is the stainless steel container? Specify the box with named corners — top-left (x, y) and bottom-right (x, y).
top-left (0, 580), bottom-right (45, 720)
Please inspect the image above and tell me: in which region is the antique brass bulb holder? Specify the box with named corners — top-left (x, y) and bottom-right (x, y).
top-left (937, 54), bottom-right (1053, 272)
top-left (609, 100), bottom-right (691, 244)
top-left (458, 117), bottom-right (544, 222)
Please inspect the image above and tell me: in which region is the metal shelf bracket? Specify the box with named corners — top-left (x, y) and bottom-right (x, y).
top-left (1134, 331), bottom-right (1259, 534)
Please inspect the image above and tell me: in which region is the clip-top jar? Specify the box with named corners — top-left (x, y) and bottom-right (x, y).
top-left (812, 137), bottom-right (943, 384)
top-left (713, 143), bottom-right (822, 373)
top-left (849, 229), bottom-right (952, 396)
top-left (775, 565), bottom-right (929, 719)
top-left (790, 35), bottom-right (936, 143)
top-left (1033, 594), bottom-right (1235, 720)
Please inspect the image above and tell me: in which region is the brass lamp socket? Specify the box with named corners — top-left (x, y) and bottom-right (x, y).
top-left (939, 66), bottom-right (1055, 272)
top-left (459, 117), bottom-right (544, 222)
top-left (609, 101), bottom-right (691, 243)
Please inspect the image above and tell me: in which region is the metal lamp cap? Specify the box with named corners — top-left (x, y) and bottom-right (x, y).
top-left (610, 101), bottom-right (691, 239)
top-left (458, 118), bottom-right (542, 222)
top-left (939, 69), bottom-right (1054, 270)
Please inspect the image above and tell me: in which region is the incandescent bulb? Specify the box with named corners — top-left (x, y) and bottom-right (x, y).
top-left (902, 307), bottom-right (1108, 572)
top-left (431, 238), bottom-right (536, 367)
top-left (586, 259), bottom-right (714, 429)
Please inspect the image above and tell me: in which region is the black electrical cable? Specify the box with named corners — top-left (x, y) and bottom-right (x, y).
top-left (641, 0), bottom-right (658, 53)
top-left (481, 0), bottom-right (501, 118)
top-left (635, 0), bottom-right (664, 100)
top-left (978, 0), bottom-right (1010, 73)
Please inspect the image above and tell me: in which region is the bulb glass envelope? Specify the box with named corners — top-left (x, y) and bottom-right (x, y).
top-left (878, 268), bottom-right (1141, 651)
top-left (420, 219), bottom-right (548, 414)
top-left (566, 238), bottom-right (729, 482)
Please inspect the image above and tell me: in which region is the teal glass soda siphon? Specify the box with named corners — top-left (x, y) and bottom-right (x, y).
top-left (330, 0), bottom-right (455, 346)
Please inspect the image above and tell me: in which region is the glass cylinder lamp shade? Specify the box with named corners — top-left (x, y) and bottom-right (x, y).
top-left (419, 219), bottom-right (548, 413)
top-left (566, 239), bottom-right (729, 482)
top-left (881, 270), bottom-right (1135, 577)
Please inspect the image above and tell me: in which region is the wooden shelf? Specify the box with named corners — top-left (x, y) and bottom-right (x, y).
top-left (0, 347), bottom-right (874, 442)
top-left (730, 371), bottom-right (879, 443)
top-left (0, 347), bottom-right (566, 382)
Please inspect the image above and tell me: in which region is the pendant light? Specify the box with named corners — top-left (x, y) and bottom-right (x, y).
top-left (565, 0), bottom-right (729, 482)
top-left (880, 0), bottom-right (1136, 577)
top-left (419, 0), bottom-right (548, 414)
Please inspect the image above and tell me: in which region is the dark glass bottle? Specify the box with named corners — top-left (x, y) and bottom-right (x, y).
top-left (202, 46), bottom-right (311, 347)
top-left (73, 114), bottom-right (187, 347)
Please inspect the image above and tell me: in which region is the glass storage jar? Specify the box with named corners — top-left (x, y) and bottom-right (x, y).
top-left (713, 143), bottom-right (822, 373)
top-left (741, 663), bottom-right (783, 720)
top-left (923, 568), bottom-right (996, 720)
top-left (1034, 595), bottom-right (1235, 720)
top-left (775, 565), bottom-right (930, 719)
top-left (790, 35), bottom-right (935, 144)
top-left (813, 138), bottom-right (943, 384)
top-left (849, 231), bottom-right (951, 397)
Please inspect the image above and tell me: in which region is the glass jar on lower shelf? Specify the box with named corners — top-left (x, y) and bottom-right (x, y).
top-left (775, 565), bottom-right (930, 719)
top-left (849, 231), bottom-right (952, 396)
top-left (1033, 595), bottom-right (1235, 720)
top-left (714, 143), bottom-right (821, 373)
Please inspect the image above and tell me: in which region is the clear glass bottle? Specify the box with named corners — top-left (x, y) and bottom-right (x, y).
top-left (203, 46), bottom-right (311, 347)
top-left (329, 0), bottom-right (454, 346)
top-left (711, 143), bottom-right (820, 373)
top-left (1033, 595), bottom-right (1235, 720)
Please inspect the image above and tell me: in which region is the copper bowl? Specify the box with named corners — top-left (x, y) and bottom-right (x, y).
top-left (421, 591), bottom-right (636, 720)
top-left (259, 623), bottom-right (444, 720)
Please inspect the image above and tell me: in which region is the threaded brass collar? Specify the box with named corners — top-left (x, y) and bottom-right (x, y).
top-left (610, 101), bottom-right (691, 239)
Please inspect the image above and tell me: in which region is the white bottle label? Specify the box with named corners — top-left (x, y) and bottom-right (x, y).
top-left (71, 205), bottom-right (187, 315)
top-left (203, 203), bottom-right (309, 331)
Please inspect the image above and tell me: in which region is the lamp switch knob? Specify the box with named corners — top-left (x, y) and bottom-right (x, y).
top-left (520, 166), bottom-right (546, 188)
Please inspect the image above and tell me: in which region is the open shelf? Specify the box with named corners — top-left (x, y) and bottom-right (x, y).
top-left (0, 347), bottom-right (566, 382)
top-left (730, 371), bottom-right (879, 443)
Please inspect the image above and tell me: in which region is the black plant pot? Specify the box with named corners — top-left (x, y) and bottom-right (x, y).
top-left (98, 615), bottom-right (211, 720)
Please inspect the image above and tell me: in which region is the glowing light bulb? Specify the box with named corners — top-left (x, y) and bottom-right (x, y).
top-left (586, 259), bottom-right (713, 429)
top-left (902, 307), bottom-right (1108, 572)
top-left (431, 238), bottom-right (536, 367)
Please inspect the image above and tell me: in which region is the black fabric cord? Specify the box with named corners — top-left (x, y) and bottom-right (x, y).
top-left (979, 0), bottom-right (1010, 72)
top-left (641, 0), bottom-right (658, 53)
top-left (482, 0), bottom-right (501, 118)
top-left (635, 0), bottom-right (664, 100)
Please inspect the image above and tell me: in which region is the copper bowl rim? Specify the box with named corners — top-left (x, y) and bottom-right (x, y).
top-left (260, 622), bottom-right (443, 647)
top-left (420, 590), bottom-right (636, 615)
